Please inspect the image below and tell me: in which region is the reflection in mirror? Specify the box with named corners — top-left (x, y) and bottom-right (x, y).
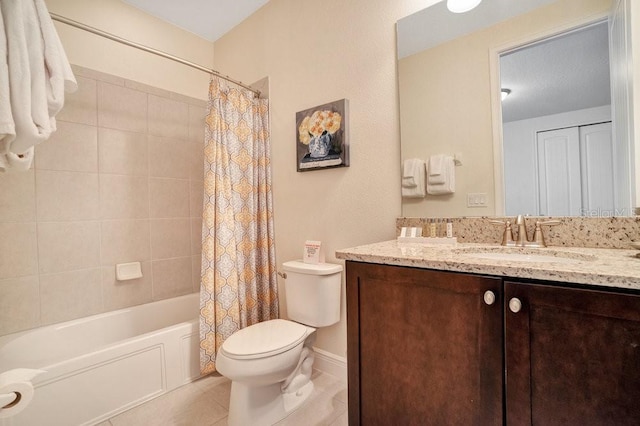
top-left (397, 0), bottom-right (634, 218)
top-left (501, 21), bottom-right (628, 216)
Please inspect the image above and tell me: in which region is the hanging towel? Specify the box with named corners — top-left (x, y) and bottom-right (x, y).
top-left (0, 148), bottom-right (34, 172)
top-left (401, 158), bottom-right (426, 198)
top-left (0, 6), bottom-right (15, 159)
top-left (427, 155), bottom-right (455, 195)
top-left (427, 154), bottom-right (446, 185)
top-left (0, 0), bottom-right (77, 172)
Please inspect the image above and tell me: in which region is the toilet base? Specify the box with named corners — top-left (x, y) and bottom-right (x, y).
top-left (282, 380), bottom-right (314, 413)
top-left (227, 380), bottom-right (314, 426)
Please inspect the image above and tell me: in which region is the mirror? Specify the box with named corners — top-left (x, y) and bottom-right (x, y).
top-left (397, 0), bottom-right (634, 217)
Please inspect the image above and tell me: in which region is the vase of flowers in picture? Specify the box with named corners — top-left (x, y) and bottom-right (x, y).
top-left (298, 110), bottom-right (342, 158)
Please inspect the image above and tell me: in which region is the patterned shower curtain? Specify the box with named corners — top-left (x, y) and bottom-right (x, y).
top-left (199, 78), bottom-right (279, 375)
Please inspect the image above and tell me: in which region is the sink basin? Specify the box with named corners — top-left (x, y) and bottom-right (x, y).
top-left (452, 247), bottom-right (596, 264)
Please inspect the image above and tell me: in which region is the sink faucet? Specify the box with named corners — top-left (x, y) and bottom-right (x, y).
top-left (514, 215), bottom-right (529, 246)
top-left (491, 215), bottom-right (561, 247)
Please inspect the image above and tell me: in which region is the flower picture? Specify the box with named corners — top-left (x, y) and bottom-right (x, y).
top-left (295, 99), bottom-right (349, 171)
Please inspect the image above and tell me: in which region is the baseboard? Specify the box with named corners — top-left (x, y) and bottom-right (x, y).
top-left (313, 347), bottom-right (347, 383)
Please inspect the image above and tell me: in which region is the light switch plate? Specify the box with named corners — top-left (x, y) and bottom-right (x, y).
top-left (467, 192), bottom-right (488, 207)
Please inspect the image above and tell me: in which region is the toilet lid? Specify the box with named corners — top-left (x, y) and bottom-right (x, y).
top-left (221, 319), bottom-right (310, 360)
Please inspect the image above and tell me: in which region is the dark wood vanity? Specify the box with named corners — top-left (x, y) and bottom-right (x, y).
top-left (346, 261), bottom-right (640, 425)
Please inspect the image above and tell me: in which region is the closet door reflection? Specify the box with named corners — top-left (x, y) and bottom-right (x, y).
top-left (579, 122), bottom-right (615, 215)
top-left (532, 122), bottom-right (613, 216)
top-left (536, 127), bottom-right (582, 216)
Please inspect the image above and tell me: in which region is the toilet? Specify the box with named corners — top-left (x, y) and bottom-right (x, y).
top-left (216, 260), bottom-right (343, 426)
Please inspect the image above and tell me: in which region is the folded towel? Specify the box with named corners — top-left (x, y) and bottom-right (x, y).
top-left (427, 155), bottom-right (455, 195)
top-left (428, 154), bottom-right (444, 175)
top-left (0, 0), bottom-right (76, 172)
top-left (401, 158), bottom-right (426, 198)
top-left (402, 158), bottom-right (418, 188)
top-left (427, 154), bottom-right (446, 185)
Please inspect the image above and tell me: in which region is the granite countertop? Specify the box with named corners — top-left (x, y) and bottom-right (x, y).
top-left (335, 240), bottom-right (640, 291)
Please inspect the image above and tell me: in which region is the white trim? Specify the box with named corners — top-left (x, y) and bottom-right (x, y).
top-left (313, 347), bottom-right (347, 383)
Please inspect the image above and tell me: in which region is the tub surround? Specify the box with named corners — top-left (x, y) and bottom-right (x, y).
top-left (0, 64), bottom-right (206, 337)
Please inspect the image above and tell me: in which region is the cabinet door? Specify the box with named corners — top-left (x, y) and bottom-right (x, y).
top-left (505, 281), bottom-right (640, 426)
top-left (347, 262), bottom-right (503, 426)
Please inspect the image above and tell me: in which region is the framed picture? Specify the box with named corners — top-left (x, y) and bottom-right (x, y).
top-left (296, 99), bottom-right (349, 172)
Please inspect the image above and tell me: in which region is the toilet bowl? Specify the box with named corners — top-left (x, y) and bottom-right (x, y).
top-left (216, 260), bottom-right (342, 426)
top-left (216, 319), bottom-right (317, 426)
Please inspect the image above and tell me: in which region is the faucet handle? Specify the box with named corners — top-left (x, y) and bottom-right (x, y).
top-left (490, 220), bottom-right (515, 246)
top-left (530, 220), bottom-right (561, 247)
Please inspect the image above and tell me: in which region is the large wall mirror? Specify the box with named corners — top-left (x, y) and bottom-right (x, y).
top-left (397, 0), bottom-right (635, 218)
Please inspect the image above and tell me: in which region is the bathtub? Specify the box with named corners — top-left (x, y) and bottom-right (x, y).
top-left (0, 293), bottom-right (201, 426)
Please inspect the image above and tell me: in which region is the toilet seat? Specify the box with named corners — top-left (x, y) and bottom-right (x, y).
top-left (220, 319), bottom-right (311, 360)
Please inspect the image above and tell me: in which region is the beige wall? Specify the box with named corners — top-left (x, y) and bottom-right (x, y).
top-left (46, 0), bottom-right (214, 100)
top-left (0, 65), bottom-right (206, 336)
top-left (399, 0), bottom-right (612, 218)
top-left (213, 0), bottom-right (432, 357)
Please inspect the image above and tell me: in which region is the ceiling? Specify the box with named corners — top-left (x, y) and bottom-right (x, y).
top-left (501, 21), bottom-right (610, 123)
top-left (397, 0), bottom-right (559, 59)
top-left (122, 0), bottom-right (270, 42)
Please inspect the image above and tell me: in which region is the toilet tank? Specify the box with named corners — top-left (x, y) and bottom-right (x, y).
top-left (282, 260), bottom-right (343, 327)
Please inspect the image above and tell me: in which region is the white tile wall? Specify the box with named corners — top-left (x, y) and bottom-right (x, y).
top-left (37, 221), bottom-right (101, 274)
top-left (98, 127), bottom-right (149, 176)
top-left (0, 170), bottom-right (36, 221)
top-left (97, 82), bottom-right (148, 133)
top-left (0, 65), bottom-right (207, 336)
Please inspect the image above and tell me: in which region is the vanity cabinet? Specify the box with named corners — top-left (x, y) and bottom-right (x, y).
top-left (346, 261), bottom-right (504, 425)
top-left (505, 280), bottom-right (640, 426)
top-left (346, 261), bottom-right (640, 425)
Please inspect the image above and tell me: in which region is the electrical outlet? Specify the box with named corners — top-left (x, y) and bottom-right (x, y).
top-left (467, 192), bottom-right (488, 207)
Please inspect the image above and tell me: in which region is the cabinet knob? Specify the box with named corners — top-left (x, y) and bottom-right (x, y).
top-left (483, 290), bottom-right (496, 305)
top-left (509, 297), bottom-right (522, 313)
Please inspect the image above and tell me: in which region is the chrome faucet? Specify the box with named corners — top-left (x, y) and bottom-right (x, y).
top-left (491, 215), bottom-right (560, 247)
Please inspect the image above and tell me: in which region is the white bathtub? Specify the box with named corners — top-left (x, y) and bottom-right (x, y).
top-left (0, 293), bottom-right (201, 426)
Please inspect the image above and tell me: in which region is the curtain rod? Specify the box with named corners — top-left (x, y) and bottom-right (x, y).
top-left (50, 12), bottom-right (261, 97)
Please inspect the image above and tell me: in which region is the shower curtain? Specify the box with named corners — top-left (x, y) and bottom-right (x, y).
top-left (199, 78), bottom-right (278, 375)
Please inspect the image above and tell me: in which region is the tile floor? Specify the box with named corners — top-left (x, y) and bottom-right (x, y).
top-left (96, 370), bottom-right (347, 426)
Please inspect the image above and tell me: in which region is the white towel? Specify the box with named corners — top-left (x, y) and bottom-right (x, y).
top-left (427, 155), bottom-right (455, 195)
top-left (402, 158), bottom-right (418, 188)
top-left (427, 154), bottom-right (446, 185)
top-left (0, 148), bottom-right (34, 172)
top-left (0, 6), bottom-right (15, 157)
top-left (401, 158), bottom-right (426, 198)
top-left (0, 0), bottom-right (77, 172)
top-left (34, 0), bottom-right (77, 119)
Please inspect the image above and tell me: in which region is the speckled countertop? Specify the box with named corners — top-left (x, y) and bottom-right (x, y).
top-left (335, 240), bottom-right (640, 291)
